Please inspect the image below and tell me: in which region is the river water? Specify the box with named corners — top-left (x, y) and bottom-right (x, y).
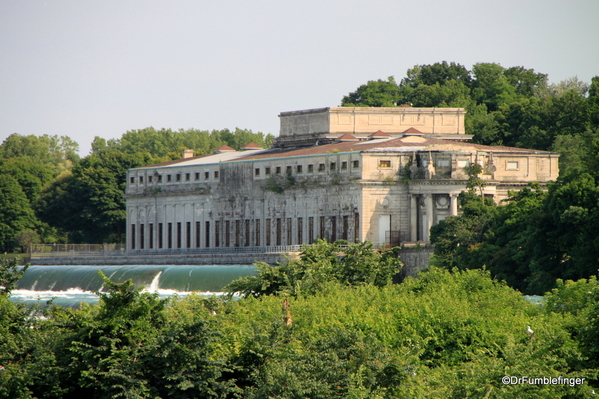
top-left (10, 264), bottom-right (256, 308)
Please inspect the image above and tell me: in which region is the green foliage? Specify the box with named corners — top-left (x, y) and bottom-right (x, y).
top-left (225, 240), bottom-right (402, 298)
top-left (0, 255), bottom-right (28, 296)
top-left (0, 174), bottom-right (37, 252)
top-left (341, 77), bottom-right (402, 107)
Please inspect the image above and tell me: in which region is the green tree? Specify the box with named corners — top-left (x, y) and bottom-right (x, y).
top-left (0, 175), bottom-right (37, 252)
top-left (341, 77), bottom-right (402, 107)
top-left (225, 240), bottom-right (402, 297)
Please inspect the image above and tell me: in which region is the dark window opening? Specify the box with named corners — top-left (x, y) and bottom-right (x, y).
top-left (266, 219), bottom-right (271, 246)
top-left (167, 223), bottom-right (173, 249)
top-left (140, 224), bottom-right (144, 249)
top-left (320, 216), bottom-right (325, 240)
top-left (149, 223), bottom-right (154, 249)
top-left (298, 217), bottom-right (303, 244)
top-left (318, 163), bottom-right (325, 172)
top-left (341, 161), bottom-right (347, 170)
top-left (255, 168), bottom-right (260, 176)
top-left (205, 221), bottom-right (210, 248)
top-left (158, 223), bottom-right (163, 248)
top-left (185, 173), bottom-right (190, 181)
top-left (205, 171), bottom-right (209, 180)
top-left (330, 162), bottom-right (336, 170)
top-left (255, 219), bottom-right (261, 246)
top-left (195, 172), bottom-right (200, 180)
top-left (354, 213), bottom-right (360, 242)
top-left (167, 175), bottom-right (172, 182)
top-left (158, 175), bottom-right (162, 183)
top-left (308, 217), bottom-right (314, 243)
top-left (296, 165), bottom-right (303, 173)
top-left (130, 177), bottom-right (135, 184)
top-left (235, 220), bottom-right (240, 247)
top-left (331, 216), bottom-right (337, 242)
top-left (131, 224), bottom-right (136, 249)
top-left (353, 160), bottom-right (359, 168)
top-left (265, 167), bottom-right (271, 175)
top-left (177, 222), bottom-right (182, 248)
top-left (275, 166), bottom-right (281, 174)
top-left (287, 218), bottom-right (292, 245)
top-left (214, 170), bottom-right (219, 179)
top-left (139, 176), bottom-right (144, 183)
top-left (286, 166), bottom-right (292, 174)
top-left (176, 174), bottom-right (181, 182)
top-left (308, 164), bottom-right (314, 173)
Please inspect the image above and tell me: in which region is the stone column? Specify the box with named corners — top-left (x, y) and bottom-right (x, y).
top-left (450, 193), bottom-right (459, 216)
top-left (424, 194), bottom-right (433, 242)
top-left (410, 195), bottom-right (418, 241)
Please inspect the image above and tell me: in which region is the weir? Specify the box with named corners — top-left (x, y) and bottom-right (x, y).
top-left (11, 265), bottom-right (256, 308)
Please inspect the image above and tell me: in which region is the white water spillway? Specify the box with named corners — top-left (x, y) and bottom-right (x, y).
top-left (11, 265), bottom-right (256, 308)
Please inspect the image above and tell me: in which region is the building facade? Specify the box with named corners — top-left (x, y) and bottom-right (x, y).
top-left (125, 107), bottom-right (559, 252)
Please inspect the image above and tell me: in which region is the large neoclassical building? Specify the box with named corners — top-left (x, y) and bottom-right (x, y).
top-left (125, 106), bottom-right (558, 252)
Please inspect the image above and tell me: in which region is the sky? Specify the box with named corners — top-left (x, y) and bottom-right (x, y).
top-left (1, 0), bottom-right (598, 156)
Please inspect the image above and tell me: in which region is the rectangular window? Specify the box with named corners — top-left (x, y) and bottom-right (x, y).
top-left (185, 173), bottom-right (190, 181)
top-left (343, 216), bottom-right (349, 240)
top-left (167, 175), bottom-right (172, 182)
top-left (308, 164), bottom-right (314, 173)
top-left (255, 168), bottom-right (260, 176)
top-left (506, 161), bottom-right (519, 170)
top-left (330, 162), bottom-right (336, 170)
top-left (225, 220), bottom-right (230, 247)
top-left (214, 170), bottom-right (219, 179)
top-left (318, 163), bottom-right (325, 172)
top-left (131, 224), bottom-right (136, 249)
top-left (130, 176), bottom-right (135, 184)
top-left (177, 222), bottom-right (182, 248)
top-left (265, 167), bottom-right (271, 175)
top-left (158, 223), bottom-right (163, 249)
top-left (139, 176), bottom-right (144, 183)
top-left (287, 218), bottom-right (292, 245)
top-left (265, 219), bottom-right (271, 246)
top-left (149, 223), bottom-right (154, 249)
top-left (167, 223), bottom-right (173, 249)
top-left (276, 218), bottom-right (282, 246)
top-left (196, 221), bottom-right (201, 248)
top-left (275, 166), bottom-right (281, 174)
top-left (235, 220), bottom-right (240, 247)
top-left (457, 160), bottom-right (470, 168)
top-left (176, 174), bottom-right (181, 182)
top-left (186, 222), bottom-right (191, 248)
top-left (353, 160), bottom-right (360, 168)
top-left (215, 221), bottom-right (220, 247)
top-left (320, 216), bottom-right (325, 240)
top-left (245, 220), bottom-right (250, 246)
top-left (298, 217), bottom-right (303, 244)
top-left (205, 171), bottom-right (209, 180)
top-left (308, 217), bottom-right (314, 243)
top-left (255, 219), bottom-right (261, 246)
top-left (437, 159), bottom-right (450, 167)
top-left (205, 221), bottom-right (210, 248)
top-left (331, 216), bottom-right (337, 242)
top-left (341, 161), bottom-right (347, 170)
top-left (355, 213), bottom-right (360, 242)
top-left (286, 166), bottom-right (292, 174)
top-left (296, 165), bottom-right (303, 173)
top-left (195, 172), bottom-right (200, 180)
top-left (148, 175), bottom-right (153, 183)
top-left (140, 224), bottom-right (145, 249)
top-left (379, 160), bottom-right (391, 168)
top-left (158, 175), bottom-right (162, 183)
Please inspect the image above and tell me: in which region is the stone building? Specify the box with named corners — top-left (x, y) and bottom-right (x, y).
top-left (125, 106), bottom-right (559, 252)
